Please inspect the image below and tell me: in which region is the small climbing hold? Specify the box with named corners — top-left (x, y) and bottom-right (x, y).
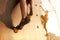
top-left (13, 27), bottom-right (18, 33)
top-left (36, 14), bottom-right (38, 16)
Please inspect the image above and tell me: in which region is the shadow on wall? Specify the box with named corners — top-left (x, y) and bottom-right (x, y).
top-left (0, 0), bottom-right (19, 29)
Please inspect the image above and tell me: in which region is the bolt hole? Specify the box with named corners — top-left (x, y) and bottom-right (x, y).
top-left (37, 26), bottom-right (39, 28)
top-left (36, 14), bottom-right (38, 16)
top-left (35, 4), bottom-right (37, 6)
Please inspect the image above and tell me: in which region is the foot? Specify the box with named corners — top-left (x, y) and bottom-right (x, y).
top-left (16, 16), bottom-right (30, 30)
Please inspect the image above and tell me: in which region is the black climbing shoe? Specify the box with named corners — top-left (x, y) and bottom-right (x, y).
top-left (16, 16), bottom-right (30, 30)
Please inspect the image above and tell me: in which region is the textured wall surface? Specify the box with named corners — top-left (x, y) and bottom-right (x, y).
top-left (0, 0), bottom-right (47, 40)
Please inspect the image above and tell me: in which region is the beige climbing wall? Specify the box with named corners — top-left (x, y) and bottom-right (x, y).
top-left (0, 0), bottom-right (47, 40)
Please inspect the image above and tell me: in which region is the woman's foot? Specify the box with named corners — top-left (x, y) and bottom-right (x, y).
top-left (16, 16), bottom-right (30, 30)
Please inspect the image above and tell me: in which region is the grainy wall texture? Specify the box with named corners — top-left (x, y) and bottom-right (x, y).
top-left (0, 0), bottom-right (60, 40)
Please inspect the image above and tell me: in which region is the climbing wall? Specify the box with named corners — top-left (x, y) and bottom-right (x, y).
top-left (0, 0), bottom-right (47, 40)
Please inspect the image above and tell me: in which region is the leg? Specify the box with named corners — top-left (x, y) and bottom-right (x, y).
top-left (13, 0), bottom-right (33, 33)
top-left (14, 0), bottom-right (32, 33)
top-left (0, 0), bottom-right (19, 30)
top-left (20, 0), bottom-right (27, 18)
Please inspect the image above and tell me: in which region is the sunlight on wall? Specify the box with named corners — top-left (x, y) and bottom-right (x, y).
top-left (42, 0), bottom-right (60, 36)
